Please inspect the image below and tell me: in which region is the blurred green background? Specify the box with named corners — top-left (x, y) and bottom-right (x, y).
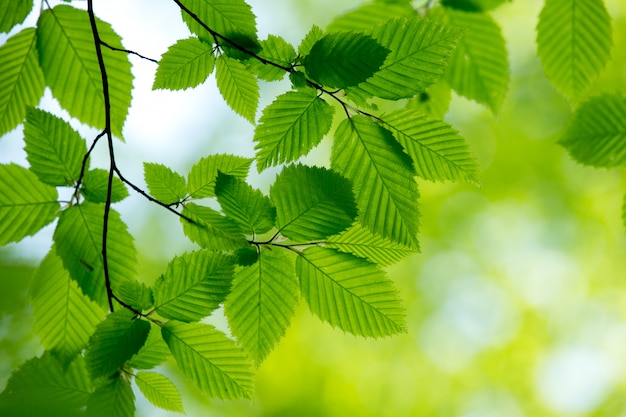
top-left (1, 0), bottom-right (626, 416)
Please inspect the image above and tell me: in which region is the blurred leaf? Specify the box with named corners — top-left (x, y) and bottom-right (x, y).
top-left (181, 202), bottom-right (248, 250)
top-left (86, 374), bottom-right (135, 417)
top-left (180, 0), bottom-right (257, 44)
top-left (187, 154), bottom-right (252, 198)
top-left (442, 0), bottom-right (511, 12)
top-left (248, 35), bottom-right (296, 81)
top-left (129, 323), bottom-right (170, 370)
top-left (153, 37), bottom-right (215, 90)
top-left (144, 162), bottom-right (187, 204)
top-left (216, 55), bottom-right (259, 122)
top-left (81, 168), bottom-right (129, 203)
top-left (405, 81), bottom-right (452, 119)
top-left (0, 260), bottom-right (34, 315)
top-left (0, 0), bottom-right (33, 33)
top-left (135, 371), bottom-right (184, 413)
top-left (327, 3), bottom-right (415, 32)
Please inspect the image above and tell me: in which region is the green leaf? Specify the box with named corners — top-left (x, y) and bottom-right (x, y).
top-left (0, 28), bottom-right (45, 137)
top-left (181, 202), bottom-right (248, 250)
top-left (187, 154), bottom-right (252, 198)
top-left (129, 323), bottom-right (171, 370)
top-left (248, 35), bottom-right (296, 81)
top-left (153, 37), bottom-right (215, 90)
top-left (86, 374), bottom-right (135, 417)
top-left (53, 203), bottom-right (137, 307)
top-left (623, 192), bottom-right (626, 232)
top-left (215, 172), bottom-right (276, 235)
top-left (331, 116), bottom-right (420, 247)
top-left (31, 248), bottom-right (106, 365)
top-left (117, 280), bottom-right (153, 312)
top-left (296, 246), bottom-right (406, 337)
top-left (0, 0), bottom-right (33, 33)
top-left (348, 17), bottom-right (462, 100)
top-left (326, 222), bottom-right (416, 266)
top-left (216, 55), bottom-right (259, 122)
top-left (536, 0), bottom-right (612, 101)
top-left (0, 163), bottom-right (59, 246)
top-left (81, 168), bottom-right (129, 203)
top-left (180, 0), bottom-right (258, 45)
top-left (405, 81), bottom-right (452, 119)
top-left (85, 309), bottom-right (150, 379)
top-left (144, 162), bottom-right (187, 204)
top-left (254, 89), bottom-right (335, 170)
top-left (558, 94), bottom-right (626, 167)
top-left (37, 5), bottom-right (133, 137)
top-left (270, 164), bottom-right (358, 241)
top-left (442, 0), bottom-right (511, 12)
top-left (135, 371), bottom-right (184, 413)
top-left (327, 2), bottom-right (415, 32)
top-left (442, 9), bottom-right (509, 113)
top-left (162, 321), bottom-right (255, 400)
top-left (302, 32), bottom-right (389, 89)
top-left (24, 107), bottom-right (87, 186)
top-left (297, 25), bottom-right (324, 57)
top-left (225, 248), bottom-right (299, 366)
top-left (153, 250), bottom-right (234, 322)
top-left (382, 109), bottom-right (480, 183)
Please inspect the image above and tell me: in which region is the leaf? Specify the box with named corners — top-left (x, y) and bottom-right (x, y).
top-left (327, 2), bottom-right (415, 33)
top-left (270, 164), bottom-right (358, 241)
top-left (254, 89), bottom-right (335, 170)
top-left (326, 222), bottom-right (416, 266)
top-left (30, 248), bottom-right (106, 365)
top-left (162, 321), bottom-right (255, 400)
top-left (187, 154), bottom-right (252, 198)
top-left (296, 246), bottom-right (406, 337)
top-left (331, 116), bottom-right (420, 248)
top-left (405, 81), bottom-right (452, 119)
top-left (129, 323), bottom-right (171, 370)
top-left (153, 250), bottom-right (234, 322)
top-left (181, 202), bottom-right (248, 250)
top-left (442, 8), bottom-right (509, 113)
top-left (117, 280), bottom-right (153, 312)
top-left (180, 0), bottom-right (258, 45)
top-left (558, 94), bottom-right (626, 167)
top-left (248, 34), bottom-right (296, 81)
top-left (215, 172), bottom-right (276, 235)
top-left (382, 108), bottom-right (480, 183)
top-left (0, 0), bottom-right (33, 33)
top-left (225, 248), bottom-right (299, 365)
top-left (81, 168), bottom-right (129, 203)
top-left (0, 163), bottom-right (59, 246)
top-left (153, 36), bottom-right (215, 90)
top-left (144, 162), bottom-right (187, 204)
top-left (37, 5), bottom-right (133, 137)
top-left (135, 371), bottom-right (184, 413)
top-left (442, 0), bottom-right (511, 12)
top-left (623, 192), bottom-right (626, 232)
top-left (86, 374), bottom-right (135, 417)
top-left (85, 310), bottom-right (150, 379)
top-left (302, 32), bottom-right (389, 89)
top-left (53, 203), bottom-right (137, 307)
top-left (297, 25), bottom-right (324, 57)
top-left (216, 54), bottom-right (259, 122)
top-left (24, 107), bottom-right (87, 186)
top-left (536, 0), bottom-right (612, 101)
top-left (0, 28), bottom-right (45, 137)
top-left (349, 17), bottom-right (462, 100)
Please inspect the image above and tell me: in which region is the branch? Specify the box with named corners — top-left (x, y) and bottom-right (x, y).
top-left (100, 40), bottom-right (159, 64)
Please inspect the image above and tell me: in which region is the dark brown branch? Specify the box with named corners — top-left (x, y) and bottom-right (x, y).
top-left (100, 40), bottom-right (159, 64)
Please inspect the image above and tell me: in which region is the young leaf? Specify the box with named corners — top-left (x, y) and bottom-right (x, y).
top-left (331, 116), bottom-right (420, 248)
top-left (537, 0), bottom-right (612, 101)
top-left (116, 280), bottom-right (153, 312)
top-left (153, 250), bottom-right (235, 322)
top-left (0, 0), bottom-right (33, 33)
top-left (296, 247), bottom-right (406, 337)
top-left (215, 172), bottom-right (276, 235)
top-left (0, 163), bottom-right (59, 246)
top-left (86, 374), bottom-right (135, 417)
top-left (216, 55), bottom-right (259, 122)
top-left (559, 94), bottom-right (626, 167)
top-left (153, 37), bottom-right (216, 90)
top-left (297, 25), bottom-right (324, 57)
top-left (270, 164), bottom-right (358, 241)
top-left (31, 249), bottom-right (106, 365)
top-left (144, 162), bottom-right (187, 204)
top-left (81, 168), bottom-right (129, 203)
top-left (162, 321), bottom-right (255, 400)
top-left (180, 0), bottom-right (258, 46)
top-left (302, 32), bottom-right (389, 89)
top-left (24, 107), bottom-right (88, 186)
top-left (187, 154), bottom-right (252, 198)
top-left (37, 5), bottom-right (132, 137)
top-left (382, 108), bottom-right (480, 183)
top-left (181, 202), bottom-right (248, 250)
top-left (0, 28), bottom-right (45, 137)
top-left (135, 371), bottom-right (184, 413)
top-left (254, 88), bottom-right (335, 170)
top-left (327, 2), bottom-right (415, 33)
top-left (248, 34), bottom-right (296, 81)
top-left (225, 248), bottom-right (299, 366)
top-left (129, 323), bottom-right (171, 370)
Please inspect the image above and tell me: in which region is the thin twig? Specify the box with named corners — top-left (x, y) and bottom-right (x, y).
top-left (100, 40), bottom-right (159, 64)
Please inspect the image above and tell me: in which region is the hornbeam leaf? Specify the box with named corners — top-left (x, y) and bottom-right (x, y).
top-left (180, 0), bottom-right (258, 46)
top-left (254, 89), bottom-right (335, 170)
top-left (296, 246), bottom-right (406, 337)
top-left (537, 0), bottom-right (612, 101)
top-left (129, 323), bottom-right (171, 370)
top-left (81, 168), bottom-right (129, 203)
top-left (225, 248), bottom-right (299, 366)
top-left (327, 3), bottom-right (415, 33)
top-left (331, 116), bottom-right (420, 248)
top-left (153, 37), bottom-right (215, 90)
top-left (187, 154), bottom-right (252, 198)
top-left (162, 321), bottom-right (255, 400)
top-left (85, 310), bottom-right (150, 379)
top-left (442, 0), bottom-right (511, 12)
top-left (248, 35), bottom-right (296, 81)
top-left (216, 55), bottom-right (259, 123)
top-left (559, 94), bottom-right (626, 167)
top-left (153, 250), bottom-right (234, 322)
top-left (116, 280), bottom-right (153, 312)
top-left (298, 25), bottom-right (324, 57)
top-left (86, 374), bottom-right (135, 417)
top-left (383, 109), bottom-right (480, 183)
top-left (270, 164), bottom-right (358, 241)
top-left (0, 163), bottom-right (59, 246)
top-left (135, 371), bottom-right (184, 413)
top-left (24, 107), bottom-right (87, 186)
top-left (144, 162), bottom-right (187, 204)
top-left (181, 202), bottom-right (248, 250)
top-left (37, 5), bottom-right (132, 137)
top-left (0, 0), bottom-right (33, 33)
top-left (0, 28), bottom-right (45, 137)
top-left (31, 249), bottom-right (105, 365)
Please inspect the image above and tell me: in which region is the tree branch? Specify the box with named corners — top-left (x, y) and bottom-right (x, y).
top-left (100, 40), bottom-right (159, 64)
